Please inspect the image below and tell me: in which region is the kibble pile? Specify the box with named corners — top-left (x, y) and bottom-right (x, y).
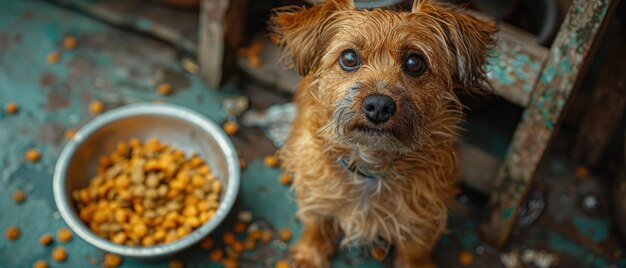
top-left (73, 138), bottom-right (222, 247)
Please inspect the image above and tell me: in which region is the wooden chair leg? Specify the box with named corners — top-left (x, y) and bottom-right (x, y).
top-left (479, 0), bottom-right (619, 247)
top-left (198, 0), bottom-right (246, 89)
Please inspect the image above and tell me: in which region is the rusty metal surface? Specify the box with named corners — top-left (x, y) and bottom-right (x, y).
top-left (480, 0), bottom-right (618, 248)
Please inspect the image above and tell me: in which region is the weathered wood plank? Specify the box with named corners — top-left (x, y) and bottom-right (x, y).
top-left (479, 0), bottom-right (618, 247)
top-left (572, 30), bottom-right (626, 167)
top-left (488, 24), bottom-right (548, 107)
top-left (198, 0), bottom-right (246, 89)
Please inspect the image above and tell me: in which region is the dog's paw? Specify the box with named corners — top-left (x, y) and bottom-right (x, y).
top-left (290, 243), bottom-right (330, 268)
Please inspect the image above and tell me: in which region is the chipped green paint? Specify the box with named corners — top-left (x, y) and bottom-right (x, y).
top-left (547, 232), bottom-right (613, 268)
top-left (502, 206), bottom-right (516, 219)
top-left (572, 217), bottom-right (610, 242)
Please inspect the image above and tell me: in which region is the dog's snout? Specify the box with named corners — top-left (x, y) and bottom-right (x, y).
top-left (362, 94), bottom-right (396, 124)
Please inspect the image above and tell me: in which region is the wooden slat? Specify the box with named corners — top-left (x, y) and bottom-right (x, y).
top-left (479, 0), bottom-right (618, 247)
top-left (198, 0), bottom-right (229, 89)
top-left (488, 24), bottom-right (548, 107)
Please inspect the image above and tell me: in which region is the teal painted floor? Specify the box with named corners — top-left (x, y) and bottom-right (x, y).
top-left (1, 1), bottom-right (625, 268)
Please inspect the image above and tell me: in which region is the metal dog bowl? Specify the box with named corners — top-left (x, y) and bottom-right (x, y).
top-left (53, 103), bottom-right (240, 258)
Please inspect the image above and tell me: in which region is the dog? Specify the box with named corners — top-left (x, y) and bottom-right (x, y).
top-left (270, 0), bottom-right (495, 267)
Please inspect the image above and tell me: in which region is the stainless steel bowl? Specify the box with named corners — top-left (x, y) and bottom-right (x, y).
top-left (53, 103), bottom-right (240, 258)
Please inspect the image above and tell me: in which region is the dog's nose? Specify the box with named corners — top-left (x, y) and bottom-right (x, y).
top-left (362, 94), bottom-right (396, 123)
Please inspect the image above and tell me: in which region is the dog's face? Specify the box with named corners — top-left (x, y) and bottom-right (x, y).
top-left (272, 0), bottom-right (495, 153)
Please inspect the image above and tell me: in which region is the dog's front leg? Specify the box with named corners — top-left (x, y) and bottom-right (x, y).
top-left (394, 241), bottom-right (436, 268)
top-left (290, 216), bottom-right (339, 268)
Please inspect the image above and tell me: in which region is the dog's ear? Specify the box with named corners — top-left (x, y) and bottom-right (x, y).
top-left (270, 0), bottom-right (354, 76)
top-left (412, 0), bottom-right (496, 92)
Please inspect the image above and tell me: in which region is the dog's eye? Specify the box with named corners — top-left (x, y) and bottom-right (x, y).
top-left (404, 53), bottom-right (427, 77)
top-left (339, 49), bottom-right (360, 72)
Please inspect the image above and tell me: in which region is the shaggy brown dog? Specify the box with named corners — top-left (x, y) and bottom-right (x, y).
top-left (271, 0), bottom-right (495, 267)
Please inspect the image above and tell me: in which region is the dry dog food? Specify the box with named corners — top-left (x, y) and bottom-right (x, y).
top-left (12, 189), bottom-right (26, 203)
top-left (157, 83), bottom-right (173, 96)
top-left (103, 253), bottom-right (122, 268)
top-left (33, 260), bottom-right (48, 268)
top-left (72, 138), bottom-right (221, 247)
top-left (5, 226), bottom-right (20, 240)
top-left (52, 247), bottom-right (67, 262)
top-left (63, 36), bottom-right (77, 50)
top-left (56, 228), bottom-right (73, 242)
top-left (24, 148), bottom-right (41, 162)
top-left (5, 102), bottom-right (18, 114)
top-left (39, 234), bottom-right (53, 246)
top-left (89, 100), bottom-right (104, 115)
top-left (47, 52), bottom-right (60, 64)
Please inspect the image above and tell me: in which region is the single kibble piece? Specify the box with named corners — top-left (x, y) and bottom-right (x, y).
top-left (64, 129), bottom-right (77, 140)
top-left (239, 159), bottom-right (247, 170)
top-left (89, 100), bottom-right (104, 114)
top-left (33, 260), bottom-right (48, 268)
top-left (157, 83), bottom-right (173, 96)
top-left (5, 102), bottom-right (18, 114)
top-left (233, 222), bottom-right (246, 234)
top-left (56, 228), bottom-right (73, 242)
top-left (209, 249), bottom-right (224, 262)
top-left (576, 166), bottom-right (590, 178)
top-left (260, 229), bottom-right (273, 243)
top-left (52, 247), bottom-right (68, 262)
top-left (200, 236), bottom-right (213, 249)
top-left (25, 148), bottom-right (41, 162)
top-left (223, 232), bottom-right (237, 246)
top-left (264, 155), bottom-right (279, 168)
top-left (223, 121), bottom-right (239, 136)
top-left (275, 260), bottom-right (290, 268)
top-left (103, 253), bottom-right (122, 268)
top-left (371, 248), bottom-right (386, 261)
top-left (278, 228), bottom-right (293, 242)
top-left (47, 52), bottom-right (60, 64)
top-left (243, 239), bottom-right (256, 250)
top-left (248, 55), bottom-right (261, 69)
top-left (39, 234), bottom-right (53, 246)
top-left (222, 259), bottom-right (238, 268)
top-left (12, 189), bottom-right (26, 203)
top-left (169, 259), bottom-right (184, 268)
top-left (231, 242), bottom-right (244, 253)
top-left (458, 250), bottom-right (474, 266)
top-left (279, 174), bottom-right (292, 186)
top-left (63, 36), bottom-right (77, 50)
top-left (5, 226), bottom-right (20, 240)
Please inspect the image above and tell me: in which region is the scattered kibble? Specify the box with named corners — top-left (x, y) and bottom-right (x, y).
top-left (63, 36), bottom-right (77, 50)
top-left (56, 228), bottom-right (73, 242)
top-left (103, 253), bottom-right (122, 268)
top-left (157, 82), bottom-right (173, 96)
top-left (5, 226), bottom-right (20, 240)
top-left (278, 228), bottom-right (292, 242)
top-left (25, 148), bottom-right (41, 162)
top-left (458, 250), bottom-right (474, 266)
top-left (64, 128), bottom-right (77, 140)
top-left (243, 239), bottom-right (256, 250)
top-left (264, 155), bottom-right (279, 168)
top-left (12, 189), bottom-right (26, 203)
top-left (223, 121), bottom-right (239, 136)
top-left (222, 258), bottom-right (238, 268)
top-left (89, 100), bottom-right (104, 115)
top-left (371, 248), bottom-right (386, 261)
top-left (5, 102), bottom-right (19, 114)
top-left (200, 237), bottom-right (213, 249)
top-left (260, 229), bottom-right (273, 243)
top-left (169, 259), bottom-right (184, 268)
top-left (73, 139), bottom-right (222, 246)
top-left (33, 260), bottom-right (48, 268)
top-left (52, 247), bottom-right (68, 262)
top-left (47, 52), bottom-right (60, 64)
top-left (39, 234), bottom-right (53, 246)
top-left (275, 260), bottom-right (290, 268)
top-left (576, 166), bottom-right (589, 178)
top-left (210, 249), bottom-right (224, 262)
top-left (279, 174), bottom-right (293, 186)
